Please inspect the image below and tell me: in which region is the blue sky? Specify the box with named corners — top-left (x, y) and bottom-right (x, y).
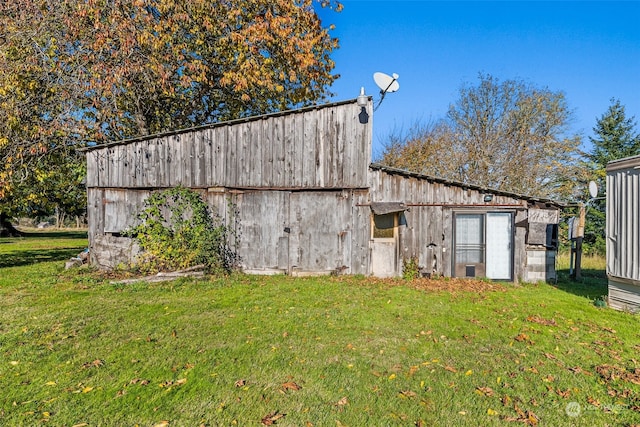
top-left (316, 1), bottom-right (640, 159)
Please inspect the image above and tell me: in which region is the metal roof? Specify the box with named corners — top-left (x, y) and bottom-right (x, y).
top-left (606, 154), bottom-right (640, 172)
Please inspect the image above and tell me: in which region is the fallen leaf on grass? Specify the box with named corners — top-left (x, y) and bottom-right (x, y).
top-left (476, 386), bottom-right (494, 397)
top-left (281, 381), bottom-right (302, 392)
top-left (526, 315), bottom-right (557, 326)
top-left (526, 411), bottom-right (539, 425)
top-left (444, 366), bottom-right (457, 373)
top-left (153, 422), bottom-right (170, 427)
top-left (587, 396), bottom-right (601, 407)
top-left (82, 359), bottom-right (104, 369)
top-left (234, 379), bottom-right (246, 388)
top-left (596, 364), bottom-right (640, 385)
top-left (159, 378), bottom-right (187, 388)
top-left (398, 390), bottom-right (417, 398)
top-left (336, 396), bottom-right (348, 406)
top-left (261, 411), bottom-right (285, 425)
top-left (503, 405), bottom-right (539, 425)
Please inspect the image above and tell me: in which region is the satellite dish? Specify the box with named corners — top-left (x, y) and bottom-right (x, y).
top-left (372, 72), bottom-right (399, 111)
top-left (588, 181), bottom-right (598, 199)
top-left (373, 72), bottom-right (400, 94)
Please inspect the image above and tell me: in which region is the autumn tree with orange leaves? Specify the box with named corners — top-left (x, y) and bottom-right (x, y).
top-left (0, 0), bottom-right (341, 233)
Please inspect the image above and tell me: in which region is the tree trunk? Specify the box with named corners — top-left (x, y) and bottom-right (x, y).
top-left (0, 212), bottom-right (22, 237)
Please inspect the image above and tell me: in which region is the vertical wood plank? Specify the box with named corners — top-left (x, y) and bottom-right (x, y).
top-left (226, 124), bottom-right (237, 187)
top-left (193, 131), bottom-right (203, 187)
top-left (302, 109), bottom-right (316, 187)
top-left (315, 107), bottom-right (325, 187)
top-left (261, 118), bottom-right (273, 187)
top-left (218, 126), bottom-right (228, 186)
top-left (272, 116), bottom-right (285, 187)
top-left (86, 151), bottom-right (97, 188)
top-left (159, 137), bottom-right (168, 187)
top-left (251, 120), bottom-right (263, 187)
top-left (286, 113), bottom-right (301, 187)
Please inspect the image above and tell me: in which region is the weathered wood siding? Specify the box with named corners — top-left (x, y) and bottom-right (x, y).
top-left (85, 98), bottom-right (560, 281)
top-left (85, 100), bottom-right (371, 190)
top-left (88, 186), bottom-right (371, 274)
top-left (215, 189), bottom-right (370, 275)
top-left (606, 155), bottom-right (640, 312)
top-left (368, 166), bottom-right (559, 282)
top-left (85, 100), bottom-right (373, 272)
top-left (87, 188), bottom-right (147, 268)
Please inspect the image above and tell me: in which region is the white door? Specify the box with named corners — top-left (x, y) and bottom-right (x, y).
top-left (370, 213), bottom-right (398, 277)
top-left (485, 212), bottom-right (512, 280)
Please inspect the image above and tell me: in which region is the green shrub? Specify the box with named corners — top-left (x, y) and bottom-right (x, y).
top-left (402, 256), bottom-right (421, 280)
top-left (124, 186), bottom-right (239, 274)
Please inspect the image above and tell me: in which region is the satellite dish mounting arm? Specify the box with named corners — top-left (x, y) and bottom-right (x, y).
top-left (373, 72), bottom-right (399, 111)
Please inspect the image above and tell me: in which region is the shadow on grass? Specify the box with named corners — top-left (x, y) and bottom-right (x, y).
top-left (0, 231), bottom-right (88, 269)
top-left (16, 230), bottom-right (88, 239)
top-left (553, 268), bottom-right (608, 301)
top-left (0, 247), bottom-right (85, 269)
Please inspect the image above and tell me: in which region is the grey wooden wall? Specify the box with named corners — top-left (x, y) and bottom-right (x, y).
top-left (223, 189), bottom-right (370, 275)
top-left (85, 99), bottom-right (374, 273)
top-left (87, 187), bottom-right (372, 274)
top-left (368, 167), bottom-right (559, 281)
top-left (86, 100), bottom-right (372, 190)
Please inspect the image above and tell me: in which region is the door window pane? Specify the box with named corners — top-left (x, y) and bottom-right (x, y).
top-left (373, 213), bottom-right (395, 239)
top-left (455, 214), bottom-right (484, 264)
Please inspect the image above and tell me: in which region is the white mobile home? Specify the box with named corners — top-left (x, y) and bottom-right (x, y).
top-left (606, 155), bottom-right (640, 312)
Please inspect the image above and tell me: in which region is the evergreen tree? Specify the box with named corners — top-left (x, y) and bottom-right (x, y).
top-left (588, 99), bottom-right (640, 167)
top-left (583, 99), bottom-right (640, 255)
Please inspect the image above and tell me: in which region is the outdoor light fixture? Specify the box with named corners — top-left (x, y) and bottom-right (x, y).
top-left (357, 87), bottom-right (368, 108)
top-left (357, 87), bottom-right (369, 124)
top-left (483, 194), bottom-right (494, 202)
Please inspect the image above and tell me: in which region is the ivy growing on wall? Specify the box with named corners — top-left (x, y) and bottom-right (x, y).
top-left (125, 186), bottom-right (240, 274)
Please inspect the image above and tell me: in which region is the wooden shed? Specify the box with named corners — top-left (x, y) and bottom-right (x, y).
top-left (84, 98), bottom-right (561, 282)
top-left (606, 155), bottom-right (640, 312)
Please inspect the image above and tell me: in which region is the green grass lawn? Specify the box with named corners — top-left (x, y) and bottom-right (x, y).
top-left (1, 232), bottom-right (639, 426)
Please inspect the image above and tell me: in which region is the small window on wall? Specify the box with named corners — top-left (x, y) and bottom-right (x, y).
top-left (372, 213), bottom-right (396, 239)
